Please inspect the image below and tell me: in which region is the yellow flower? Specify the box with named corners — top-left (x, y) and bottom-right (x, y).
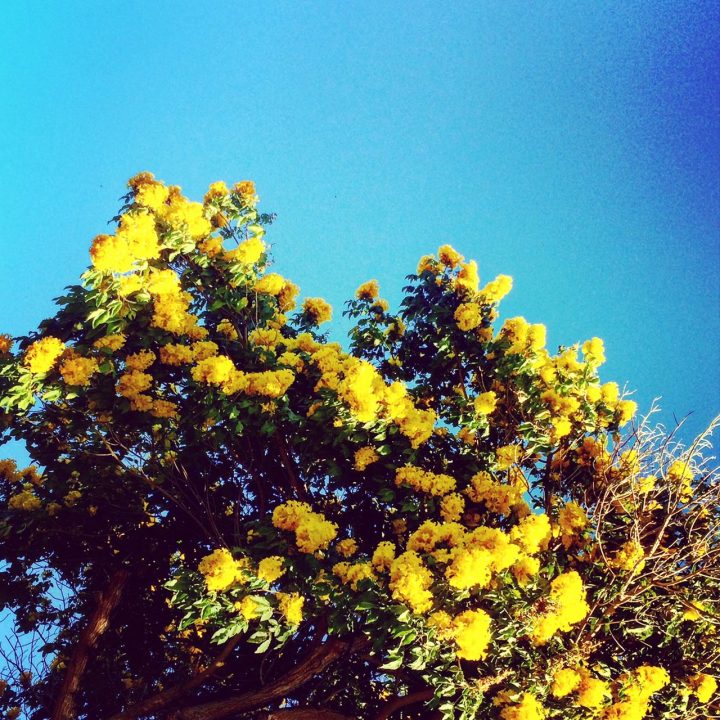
top-left (356, 279), bottom-right (379, 300)
top-left (90, 234), bottom-right (134, 273)
top-left (440, 492), bottom-right (464, 522)
top-left (499, 693), bottom-right (545, 720)
top-left (454, 302), bottom-right (482, 331)
top-left (688, 672), bottom-right (717, 703)
top-left (60, 356), bottom-right (99, 386)
top-left (231, 236), bottom-right (265, 265)
top-left (276, 592), bottom-right (304, 625)
top-left (395, 465), bottom-right (456, 497)
top-left (389, 551), bottom-right (434, 614)
top-left (198, 548), bottom-right (242, 592)
top-left (257, 556), bottom-right (286, 583)
top-left (235, 595), bottom-right (262, 620)
top-left (24, 337), bottom-right (65, 374)
top-left (438, 244), bottom-right (463, 268)
top-left (496, 444), bottom-right (523, 470)
top-left (303, 297), bottom-right (333, 325)
top-left (474, 391), bottom-right (498, 415)
top-left (552, 667), bottom-right (582, 698)
top-left (582, 336), bottom-right (606, 365)
top-left (354, 446), bottom-right (380, 471)
top-left (451, 609), bottom-right (492, 661)
top-left (336, 538), bottom-right (358, 558)
top-left (372, 541), bottom-right (396, 572)
top-left (480, 274), bottom-right (513, 303)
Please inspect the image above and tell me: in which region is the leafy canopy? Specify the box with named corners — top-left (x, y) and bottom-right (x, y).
top-left (0, 174), bottom-right (717, 720)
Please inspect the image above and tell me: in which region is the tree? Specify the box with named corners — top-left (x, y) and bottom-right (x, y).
top-left (0, 173), bottom-right (717, 720)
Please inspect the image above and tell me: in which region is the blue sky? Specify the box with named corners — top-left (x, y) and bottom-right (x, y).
top-left (1, 0), bottom-right (718, 441)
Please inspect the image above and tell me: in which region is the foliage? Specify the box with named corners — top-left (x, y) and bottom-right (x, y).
top-left (0, 174), bottom-right (717, 720)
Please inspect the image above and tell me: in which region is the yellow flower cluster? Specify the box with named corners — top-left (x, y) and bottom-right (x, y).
top-left (227, 236), bottom-right (265, 265)
top-left (371, 541), bottom-right (396, 572)
top-left (465, 471), bottom-right (525, 516)
top-left (332, 560), bottom-right (375, 590)
top-left (500, 317), bottom-right (546, 356)
top-left (198, 548), bottom-right (247, 592)
top-left (451, 608), bottom-right (493, 661)
top-left (356, 279), bottom-right (379, 300)
top-left (23, 337), bottom-right (65, 374)
top-left (552, 667), bottom-right (582, 698)
top-left (510, 513), bottom-right (551, 555)
top-left (556, 501), bottom-right (588, 549)
top-left (454, 302), bottom-right (482, 331)
top-left (609, 539), bottom-right (646, 574)
top-left (687, 672), bottom-right (717, 704)
top-left (602, 665), bottom-right (670, 719)
top-left (235, 595), bottom-right (262, 620)
top-left (496, 443), bottom-right (523, 470)
top-left (335, 538), bottom-right (358, 558)
top-left (389, 551), bottom-right (434, 614)
top-left (303, 297), bottom-right (333, 325)
top-left (474, 390), bottom-right (497, 415)
top-left (667, 459), bottom-right (694, 501)
top-left (354, 446), bottom-right (379, 471)
top-left (439, 492), bottom-right (465, 522)
top-left (479, 274), bottom-right (513, 304)
top-left (257, 556), bottom-right (286, 583)
top-left (60, 355), bottom-right (99, 386)
top-left (395, 465), bottom-right (456, 497)
top-left (8, 486), bottom-right (41, 512)
top-left (531, 570), bottom-right (589, 645)
top-left (276, 591), bottom-right (304, 624)
top-left (272, 501), bottom-right (338, 554)
top-left (93, 334), bottom-right (126, 352)
top-left (499, 693), bottom-right (545, 720)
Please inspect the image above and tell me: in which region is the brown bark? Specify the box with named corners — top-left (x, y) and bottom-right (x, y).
top-left (261, 710), bottom-right (352, 720)
top-left (106, 636), bottom-right (242, 720)
top-left (373, 689), bottom-right (434, 720)
top-left (52, 568), bottom-right (129, 720)
top-left (167, 636), bottom-right (366, 720)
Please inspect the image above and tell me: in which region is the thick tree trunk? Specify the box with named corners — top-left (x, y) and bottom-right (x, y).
top-left (52, 568), bottom-right (129, 720)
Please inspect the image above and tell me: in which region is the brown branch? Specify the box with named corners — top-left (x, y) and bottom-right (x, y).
top-left (260, 709), bottom-right (352, 720)
top-left (106, 635), bottom-right (242, 720)
top-left (52, 568), bottom-right (129, 720)
top-left (167, 636), bottom-right (367, 720)
top-left (374, 689), bottom-right (434, 720)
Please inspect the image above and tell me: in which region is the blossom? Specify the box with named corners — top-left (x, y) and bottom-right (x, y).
top-left (23, 337), bottom-right (65, 374)
top-left (454, 302), bottom-right (482, 331)
top-left (474, 391), bottom-right (498, 415)
top-left (198, 548), bottom-right (241, 592)
top-left (389, 551), bottom-right (434, 614)
top-left (356, 279), bottom-right (379, 300)
top-left (354, 446), bottom-right (379, 471)
top-left (551, 667), bottom-right (582, 698)
top-left (303, 297), bottom-right (332, 325)
top-left (276, 592), bottom-right (304, 624)
top-left (451, 609), bottom-right (492, 661)
top-left (60, 356), bottom-right (99, 386)
top-left (257, 556), bottom-right (286, 583)
top-left (395, 465), bottom-right (456, 497)
top-left (230, 236), bottom-right (264, 265)
top-left (499, 693), bottom-right (545, 720)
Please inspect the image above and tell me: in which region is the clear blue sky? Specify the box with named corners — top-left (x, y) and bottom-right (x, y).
top-left (1, 0), bottom-right (718, 441)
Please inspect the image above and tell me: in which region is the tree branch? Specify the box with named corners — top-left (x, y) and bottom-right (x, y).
top-left (106, 635), bottom-right (242, 720)
top-left (260, 709), bottom-right (352, 720)
top-left (373, 688), bottom-right (434, 720)
top-left (52, 568), bottom-right (129, 720)
top-left (167, 636), bottom-right (367, 720)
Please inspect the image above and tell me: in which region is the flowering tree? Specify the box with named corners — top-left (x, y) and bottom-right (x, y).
top-left (0, 174), bottom-right (717, 720)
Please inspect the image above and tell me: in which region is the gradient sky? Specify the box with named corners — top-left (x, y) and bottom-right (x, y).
top-left (1, 0), bottom-right (718, 446)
